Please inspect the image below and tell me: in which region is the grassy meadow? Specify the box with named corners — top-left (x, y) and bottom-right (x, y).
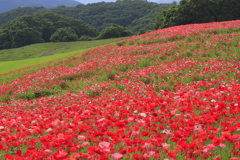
top-left (0, 37), bottom-right (126, 75)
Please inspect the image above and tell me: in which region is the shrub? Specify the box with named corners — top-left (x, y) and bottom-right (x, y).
top-left (50, 27), bottom-right (78, 42)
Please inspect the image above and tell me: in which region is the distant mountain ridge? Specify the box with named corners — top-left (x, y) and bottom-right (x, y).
top-left (0, 1), bottom-right (173, 34)
top-left (156, 0), bottom-right (180, 3)
top-left (0, 0), bottom-right (83, 13)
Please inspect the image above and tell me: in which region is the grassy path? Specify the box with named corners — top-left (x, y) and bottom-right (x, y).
top-left (40, 48), bottom-right (64, 57)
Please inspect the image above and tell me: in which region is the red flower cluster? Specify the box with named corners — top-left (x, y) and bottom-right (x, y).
top-left (0, 20), bottom-right (239, 159)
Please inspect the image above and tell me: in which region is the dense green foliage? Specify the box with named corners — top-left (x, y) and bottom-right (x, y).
top-left (96, 24), bottom-right (132, 39)
top-left (0, 1), bottom-right (173, 33)
top-left (153, 0), bottom-right (240, 29)
top-left (50, 27), bottom-right (78, 42)
top-left (0, 7), bottom-right (46, 27)
top-left (0, 0), bottom-right (81, 13)
top-left (0, 1), bottom-right (174, 50)
top-left (0, 13), bottom-right (98, 50)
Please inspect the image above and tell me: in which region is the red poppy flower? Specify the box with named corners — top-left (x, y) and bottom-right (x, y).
top-left (212, 137), bottom-right (222, 146)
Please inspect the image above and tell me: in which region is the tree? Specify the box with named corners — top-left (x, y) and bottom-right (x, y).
top-left (3, 18), bottom-right (44, 48)
top-left (11, 27), bottom-right (44, 48)
top-left (138, 29), bottom-right (147, 35)
top-left (172, 1), bottom-right (177, 5)
top-left (78, 35), bottom-right (93, 41)
top-left (0, 13), bottom-right (98, 49)
top-left (38, 12), bottom-right (98, 40)
top-left (41, 21), bottom-right (57, 42)
top-left (0, 29), bottom-right (11, 49)
top-left (153, 0), bottom-right (240, 29)
top-left (0, 1), bottom-right (173, 34)
top-left (50, 27), bottom-right (78, 42)
top-left (216, 0), bottom-right (240, 21)
top-left (153, 5), bottom-right (178, 30)
top-left (96, 24), bottom-right (132, 39)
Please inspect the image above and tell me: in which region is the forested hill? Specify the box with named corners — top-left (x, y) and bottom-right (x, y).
top-left (0, 0), bottom-right (82, 13)
top-left (153, 0), bottom-right (240, 29)
top-left (0, 1), bottom-right (174, 33)
top-left (0, 13), bottom-right (98, 50)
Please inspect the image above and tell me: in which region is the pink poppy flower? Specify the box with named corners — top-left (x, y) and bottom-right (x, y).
top-left (232, 134), bottom-right (240, 141)
top-left (82, 142), bottom-right (90, 146)
top-left (194, 125), bottom-right (203, 132)
top-left (112, 153), bottom-right (122, 160)
top-left (128, 117), bottom-right (134, 122)
top-left (219, 143), bottom-right (226, 148)
top-left (78, 135), bottom-right (86, 141)
top-left (131, 131), bottom-right (139, 136)
top-left (99, 141), bottom-right (111, 152)
top-left (149, 151), bottom-right (156, 156)
top-left (206, 144), bottom-right (216, 151)
top-left (44, 149), bottom-right (52, 154)
top-left (162, 130), bottom-right (171, 135)
top-left (143, 153), bottom-right (150, 159)
top-left (162, 143), bottom-right (170, 149)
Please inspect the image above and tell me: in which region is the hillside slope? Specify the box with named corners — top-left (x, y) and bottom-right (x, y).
top-left (0, 20), bottom-right (239, 159)
top-left (0, 1), bottom-right (173, 33)
top-left (0, 37), bottom-right (126, 76)
top-left (0, 12), bottom-right (99, 50)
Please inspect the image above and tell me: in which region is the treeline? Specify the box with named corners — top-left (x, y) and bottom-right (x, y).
top-left (153, 0), bottom-right (240, 29)
top-left (0, 13), bottom-right (98, 49)
top-left (0, 12), bottom-right (134, 50)
top-left (0, 1), bottom-right (173, 33)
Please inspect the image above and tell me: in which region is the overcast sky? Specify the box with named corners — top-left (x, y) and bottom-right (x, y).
top-left (76, 0), bottom-right (180, 5)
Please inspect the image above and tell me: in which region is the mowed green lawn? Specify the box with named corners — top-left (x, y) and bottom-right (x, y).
top-left (0, 50), bottom-right (82, 75)
top-left (0, 38), bottom-right (125, 75)
top-left (0, 38), bottom-right (125, 61)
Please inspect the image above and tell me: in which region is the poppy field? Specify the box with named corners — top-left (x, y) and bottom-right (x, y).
top-left (0, 20), bottom-right (239, 159)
